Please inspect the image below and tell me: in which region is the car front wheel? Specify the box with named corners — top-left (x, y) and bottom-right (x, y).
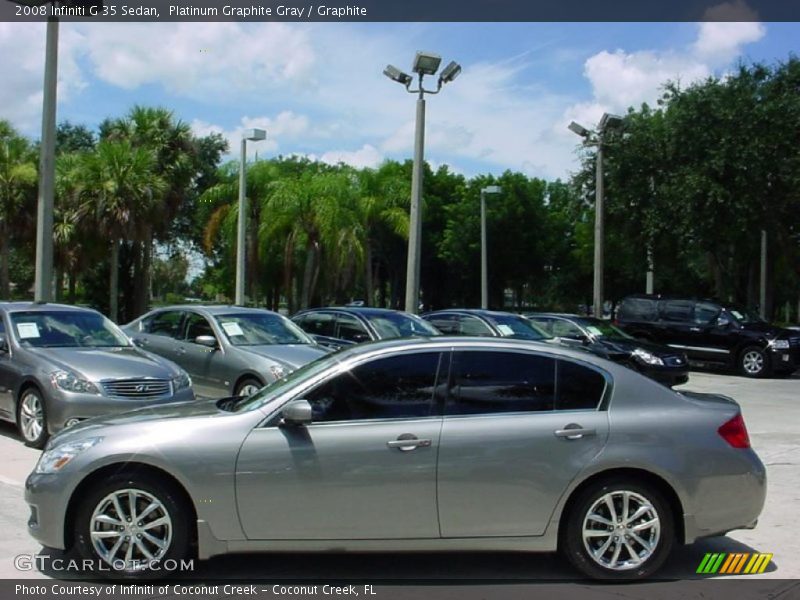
top-left (739, 346), bottom-right (770, 378)
top-left (561, 478), bottom-right (674, 580)
top-left (74, 473), bottom-right (192, 579)
top-left (235, 377), bottom-right (263, 397)
top-left (17, 387), bottom-right (49, 449)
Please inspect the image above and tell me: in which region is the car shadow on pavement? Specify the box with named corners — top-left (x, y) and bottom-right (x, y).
top-left (0, 420), bottom-right (24, 444)
top-left (34, 535), bottom-right (775, 582)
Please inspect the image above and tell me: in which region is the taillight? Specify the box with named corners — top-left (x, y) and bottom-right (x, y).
top-left (718, 413), bottom-right (751, 449)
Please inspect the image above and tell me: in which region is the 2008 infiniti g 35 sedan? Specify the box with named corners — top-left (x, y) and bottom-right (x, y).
top-left (25, 337), bottom-right (766, 580)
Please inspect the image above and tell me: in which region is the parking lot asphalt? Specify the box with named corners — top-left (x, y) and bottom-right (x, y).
top-left (0, 370), bottom-right (796, 581)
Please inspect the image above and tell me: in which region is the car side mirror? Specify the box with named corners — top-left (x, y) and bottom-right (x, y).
top-left (715, 316), bottom-right (732, 328)
top-left (0, 334), bottom-right (7, 353)
top-left (281, 399), bottom-right (313, 426)
top-left (195, 335), bottom-right (218, 348)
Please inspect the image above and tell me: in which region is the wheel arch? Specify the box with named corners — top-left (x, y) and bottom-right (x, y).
top-left (233, 372), bottom-right (266, 395)
top-left (63, 461), bottom-right (199, 552)
top-left (557, 467), bottom-right (686, 547)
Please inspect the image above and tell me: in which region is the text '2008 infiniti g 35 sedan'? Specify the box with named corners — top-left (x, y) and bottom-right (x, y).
top-left (25, 337), bottom-right (765, 580)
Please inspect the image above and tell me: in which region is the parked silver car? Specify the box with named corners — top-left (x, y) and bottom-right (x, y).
top-left (0, 302), bottom-right (194, 448)
top-left (122, 305), bottom-right (329, 399)
top-left (25, 337), bottom-right (765, 580)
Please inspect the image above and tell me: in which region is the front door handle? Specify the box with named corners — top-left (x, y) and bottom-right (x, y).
top-left (387, 434), bottom-right (432, 452)
top-left (554, 425), bottom-right (596, 440)
top-left (689, 327), bottom-right (702, 332)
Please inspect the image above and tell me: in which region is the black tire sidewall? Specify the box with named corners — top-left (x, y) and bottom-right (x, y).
top-left (73, 472), bottom-right (192, 579)
top-left (17, 387), bottom-right (48, 449)
top-left (561, 478), bottom-right (674, 580)
top-left (738, 346), bottom-right (770, 378)
top-left (235, 377), bottom-right (262, 397)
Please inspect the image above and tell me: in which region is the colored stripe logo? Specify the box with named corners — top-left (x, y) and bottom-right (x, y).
top-left (696, 552), bottom-right (773, 574)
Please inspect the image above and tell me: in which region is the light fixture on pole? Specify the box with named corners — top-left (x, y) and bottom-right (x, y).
top-left (384, 51), bottom-right (461, 314)
top-left (480, 185), bottom-right (501, 309)
top-left (568, 113), bottom-right (624, 318)
top-left (235, 128), bottom-right (266, 306)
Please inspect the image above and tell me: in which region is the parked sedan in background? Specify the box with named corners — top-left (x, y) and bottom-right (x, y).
top-left (422, 309), bottom-right (552, 341)
top-left (123, 306), bottom-right (329, 398)
top-left (291, 307), bottom-right (440, 350)
top-left (525, 313), bottom-right (689, 387)
top-left (0, 302), bottom-right (193, 448)
top-left (26, 337), bottom-right (765, 580)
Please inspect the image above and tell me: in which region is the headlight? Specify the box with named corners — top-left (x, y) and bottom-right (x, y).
top-left (172, 371), bottom-right (192, 390)
top-left (35, 437), bottom-right (103, 474)
top-left (632, 348), bottom-right (664, 366)
top-left (50, 371), bottom-right (100, 395)
top-left (269, 364), bottom-right (289, 381)
top-left (770, 339), bottom-right (790, 350)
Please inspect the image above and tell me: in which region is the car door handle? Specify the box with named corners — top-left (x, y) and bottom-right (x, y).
top-left (554, 426), bottom-right (596, 440)
top-left (386, 436), bottom-right (431, 451)
top-left (689, 327), bottom-right (702, 332)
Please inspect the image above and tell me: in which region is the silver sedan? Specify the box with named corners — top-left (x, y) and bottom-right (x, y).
top-left (25, 337), bottom-right (765, 580)
top-left (122, 305), bottom-right (329, 398)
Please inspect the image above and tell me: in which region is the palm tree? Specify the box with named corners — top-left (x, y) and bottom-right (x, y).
top-left (0, 121), bottom-right (37, 297)
top-left (53, 152), bottom-right (85, 302)
top-left (79, 139), bottom-right (165, 321)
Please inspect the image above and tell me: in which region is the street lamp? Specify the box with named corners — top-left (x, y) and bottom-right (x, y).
top-left (480, 185), bottom-right (501, 309)
top-left (384, 51), bottom-right (461, 314)
top-left (235, 128), bottom-right (266, 306)
top-left (568, 113), bottom-right (624, 318)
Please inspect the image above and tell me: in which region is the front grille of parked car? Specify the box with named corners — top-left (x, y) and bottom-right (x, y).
top-left (101, 379), bottom-right (172, 399)
top-left (790, 337), bottom-right (800, 348)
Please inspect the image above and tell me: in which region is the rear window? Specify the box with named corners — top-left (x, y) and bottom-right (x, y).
top-left (659, 300), bottom-right (694, 323)
top-left (617, 298), bottom-right (657, 322)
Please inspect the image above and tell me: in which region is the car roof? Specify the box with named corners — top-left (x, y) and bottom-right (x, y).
top-left (525, 312), bottom-right (583, 319)
top-left (295, 307), bottom-right (416, 318)
top-left (146, 305), bottom-right (283, 317)
top-left (423, 309), bottom-right (525, 319)
top-left (0, 302), bottom-right (100, 314)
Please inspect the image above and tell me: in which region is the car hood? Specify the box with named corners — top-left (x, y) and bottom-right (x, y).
top-left (30, 346), bottom-right (180, 381)
top-left (739, 322), bottom-right (794, 338)
top-left (239, 343), bottom-right (329, 368)
top-left (592, 337), bottom-right (681, 358)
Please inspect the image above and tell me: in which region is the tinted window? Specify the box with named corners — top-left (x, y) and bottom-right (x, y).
top-left (184, 313), bottom-right (215, 341)
top-left (449, 351), bottom-right (556, 415)
top-left (618, 298), bottom-right (657, 321)
top-left (694, 302), bottom-right (720, 325)
top-left (305, 352), bottom-right (442, 422)
top-left (458, 315), bottom-right (494, 336)
top-left (296, 312), bottom-right (336, 337)
top-left (425, 314), bottom-right (459, 334)
top-left (659, 300), bottom-right (694, 323)
top-left (216, 313), bottom-right (310, 346)
top-left (365, 312), bottom-right (440, 339)
top-left (556, 361), bottom-right (606, 410)
top-left (487, 314), bottom-right (550, 340)
top-left (146, 311), bottom-right (184, 339)
top-left (337, 314), bottom-right (371, 342)
top-left (552, 319), bottom-right (585, 338)
top-left (528, 317), bottom-right (553, 335)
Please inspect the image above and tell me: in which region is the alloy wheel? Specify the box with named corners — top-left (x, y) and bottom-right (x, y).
top-left (581, 490), bottom-right (661, 571)
top-left (89, 488), bottom-right (173, 571)
top-left (19, 393), bottom-right (44, 443)
top-left (742, 351), bottom-right (764, 375)
top-left (237, 383), bottom-right (260, 397)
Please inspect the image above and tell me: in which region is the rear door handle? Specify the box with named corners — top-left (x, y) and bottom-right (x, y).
top-left (387, 435), bottom-right (431, 451)
top-left (554, 426), bottom-right (596, 440)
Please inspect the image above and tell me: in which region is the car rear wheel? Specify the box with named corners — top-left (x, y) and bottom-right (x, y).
top-left (561, 478), bottom-right (674, 580)
top-left (17, 388), bottom-right (48, 449)
top-left (739, 346), bottom-right (770, 378)
top-left (235, 377), bottom-right (263, 397)
top-left (74, 473), bottom-right (192, 579)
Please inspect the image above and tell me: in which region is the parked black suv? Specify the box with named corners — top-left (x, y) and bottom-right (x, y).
top-left (616, 294), bottom-right (800, 377)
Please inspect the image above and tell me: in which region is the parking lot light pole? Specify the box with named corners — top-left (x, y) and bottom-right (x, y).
top-left (384, 54), bottom-right (461, 314)
top-left (569, 113), bottom-right (623, 318)
top-left (235, 128), bottom-right (266, 306)
top-left (480, 186), bottom-right (501, 309)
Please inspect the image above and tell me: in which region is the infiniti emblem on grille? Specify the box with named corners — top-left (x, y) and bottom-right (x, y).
top-left (135, 384), bottom-right (152, 392)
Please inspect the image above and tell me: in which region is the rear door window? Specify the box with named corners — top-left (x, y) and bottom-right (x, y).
top-left (426, 314), bottom-right (459, 334)
top-left (694, 302), bottom-right (721, 325)
top-left (336, 313), bottom-right (371, 343)
top-left (618, 298), bottom-right (657, 321)
top-left (457, 315), bottom-right (494, 336)
top-left (145, 311), bottom-right (184, 339)
top-left (659, 300), bottom-right (695, 323)
top-left (296, 312), bottom-right (336, 337)
top-left (556, 360), bottom-right (607, 411)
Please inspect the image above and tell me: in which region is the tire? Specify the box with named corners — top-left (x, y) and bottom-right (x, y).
top-left (16, 387), bottom-right (49, 449)
top-left (561, 477), bottom-right (674, 580)
top-left (235, 377), bottom-right (263, 397)
top-left (738, 345), bottom-right (770, 378)
top-left (73, 472), bottom-right (192, 579)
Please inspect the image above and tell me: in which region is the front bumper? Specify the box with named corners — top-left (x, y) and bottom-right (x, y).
top-left (46, 387), bottom-right (195, 434)
top-left (768, 345), bottom-right (800, 372)
top-left (25, 471), bottom-right (74, 550)
top-left (637, 363), bottom-right (690, 387)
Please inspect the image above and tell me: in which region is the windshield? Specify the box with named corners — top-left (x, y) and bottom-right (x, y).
top-left (366, 312), bottom-right (441, 339)
top-left (215, 313), bottom-right (313, 346)
top-left (727, 306), bottom-right (764, 325)
top-left (577, 318), bottom-right (633, 340)
top-left (489, 314), bottom-right (551, 341)
top-left (227, 352), bottom-right (336, 413)
top-left (10, 311), bottom-right (131, 348)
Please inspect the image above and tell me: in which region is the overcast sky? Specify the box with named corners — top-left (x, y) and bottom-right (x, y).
top-left (2, 18), bottom-right (797, 180)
